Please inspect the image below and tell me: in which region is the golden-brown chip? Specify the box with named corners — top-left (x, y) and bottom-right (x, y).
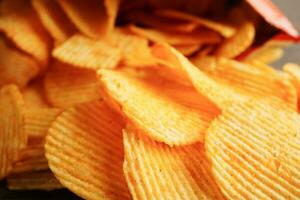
top-left (128, 24), bottom-right (222, 46)
top-left (11, 146), bottom-right (48, 174)
top-left (244, 46), bottom-right (284, 64)
top-left (154, 9), bottom-right (236, 38)
top-left (44, 61), bottom-right (101, 108)
top-left (22, 78), bottom-right (49, 108)
top-left (57, 0), bottom-right (119, 38)
top-left (215, 21), bottom-right (255, 58)
top-left (7, 170), bottom-right (63, 191)
top-left (0, 36), bottom-right (39, 89)
top-left (206, 99), bottom-right (300, 199)
top-left (283, 63), bottom-right (300, 105)
top-left (123, 125), bottom-right (226, 200)
top-left (24, 108), bottom-right (61, 146)
top-left (0, 0), bottom-right (51, 66)
top-left (192, 56), bottom-right (297, 108)
top-left (31, 0), bottom-right (77, 44)
top-left (0, 85), bottom-right (26, 180)
top-left (45, 100), bottom-right (131, 200)
top-left (52, 34), bottom-right (122, 70)
top-left (98, 70), bottom-right (218, 145)
top-left (151, 43), bottom-right (249, 109)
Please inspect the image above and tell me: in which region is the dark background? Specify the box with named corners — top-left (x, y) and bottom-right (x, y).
top-left (0, 0), bottom-right (299, 199)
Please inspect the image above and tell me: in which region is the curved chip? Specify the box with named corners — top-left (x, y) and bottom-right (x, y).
top-left (0, 0), bottom-right (51, 66)
top-left (0, 85), bottom-right (26, 180)
top-left (123, 125), bottom-right (226, 200)
top-left (128, 24), bottom-right (222, 46)
top-left (52, 34), bottom-right (121, 70)
top-left (98, 70), bottom-right (218, 145)
top-left (44, 61), bottom-right (101, 108)
top-left (31, 0), bottom-right (77, 44)
top-left (151, 43), bottom-right (250, 109)
top-left (57, 0), bottom-right (119, 38)
top-left (215, 21), bottom-right (255, 58)
top-left (0, 36), bottom-right (39, 89)
top-left (192, 56), bottom-right (297, 108)
top-left (206, 100), bottom-right (300, 199)
top-left (45, 100), bottom-right (131, 200)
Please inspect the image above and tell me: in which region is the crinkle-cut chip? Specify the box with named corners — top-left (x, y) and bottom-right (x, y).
top-left (11, 146), bottom-right (48, 174)
top-left (174, 44), bottom-right (201, 56)
top-left (44, 62), bottom-right (101, 109)
top-left (22, 78), bottom-right (49, 108)
top-left (123, 125), bottom-right (226, 200)
top-left (98, 70), bottom-right (218, 145)
top-left (244, 46), bottom-right (284, 64)
top-left (0, 85), bottom-right (26, 180)
top-left (283, 63), bottom-right (300, 98)
top-left (128, 25), bottom-right (222, 46)
top-left (154, 9), bottom-right (236, 38)
top-left (125, 11), bottom-right (198, 33)
top-left (7, 170), bottom-right (63, 191)
top-left (215, 21), bottom-right (255, 58)
top-left (45, 100), bottom-right (131, 200)
top-left (151, 43), bottom-right (250, 109)
top-left (108, 29), bottom-right (155, 67)
top-left (31, 0), bottom-right (77, 44)
top-left (25, 108), bottom-right (61, 146)
top-left (52, 34), bottom-right (121, 70)
top-left (0, 37), bottom-right (39, 89)
top-left (205, 100), bottom-right (300, 200)
top-left (57, 0), bottom-right (119, 38)
top-left (192, 56), bottom-right (297, 108)
top-left (0, 0), bottom-right (51, 66)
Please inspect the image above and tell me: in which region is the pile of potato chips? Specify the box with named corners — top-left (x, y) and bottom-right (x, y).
top-left (1, 0), bottom-right (300, 199)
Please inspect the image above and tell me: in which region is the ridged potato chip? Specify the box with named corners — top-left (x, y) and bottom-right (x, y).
top-left (284, 63), bottom-right (300, 92)
top-left (7, 170), bottom-right (63, 191)
top-left (57, 0), bottom-right (119, 38)
top-left (193, 56), bottom-right (297, 108)
top-left (44, 61), bottom-right (101, 108)
top-left (123, 125), bottom-right (226, 200)
top-left (99, 69), bottom-right (218, 145)
top-left (154, 9), bottom-right (236, 38)
top-left (0, 85), bottom-right (26, 180)
top-left (128, 24), bottom-right (221, 46)
top-left (45, 100), bottom-right (131, 200)
top-left (151, 43), bottom-right (250, 109)
top-left (206, 99), bottom-right (300, 200)
top-left (215, 21), bottom-right (255, 58)
top-left (0, 0), bottom-right (51, 66)
top-left (52, 34), bottom-right (122, 70)
top-left (11, 146), bottom-right (48, 174)
top-left (0, 36), bottom-right (39, 89)
top-left (31, 0), bottom-right (77, 44)
top-left (25, 108), bottom-right (61, 145)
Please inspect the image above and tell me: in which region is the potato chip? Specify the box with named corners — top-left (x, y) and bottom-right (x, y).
top-left (98, 69), bottom-right (218, 145)
top-left (128, 24), bottom-right (222, 46)
top-left (44, 61), bottom-right (101, 108)
top-left (206, 99), bottom-right (300, 199)
top-left (123, 125), bottom-right (226, 200)
top-left (22, 78), bottom-right (50, 108)
top-left (154, 9), bottom-right (236, 38)
top-left (0, 36), bottom-right (39, 89)
top-left (151, 43), bottom-right (249, 109)
top-left (244, 46), bottom-right (284, 64)
top-left (7, 170), bottom-right (63, 191)
top-left (11, 146), bottom-right (48, 174)
top-left (0, 0), bottom-right (51, 66)
top-left (25, 108), bottom-right (61, 146)
top-left (0, 85), bottom-right (26, 180)
top-left (283, 63), bottom-right (300, 102)
top-left (125, 10), bottom-right (198, 33)
top-left (215, 21), bottom-right (255, 58)
top-left (31, 0), bottom-right (77, 44)
top-left (45, 100), bottom-right (131, 199)
top-left (57, 0), bottom-right (119, 38)
top-left (52, 34), bottom-right (122, 70)
top-left (192, 56), bottom-right (297, 107)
